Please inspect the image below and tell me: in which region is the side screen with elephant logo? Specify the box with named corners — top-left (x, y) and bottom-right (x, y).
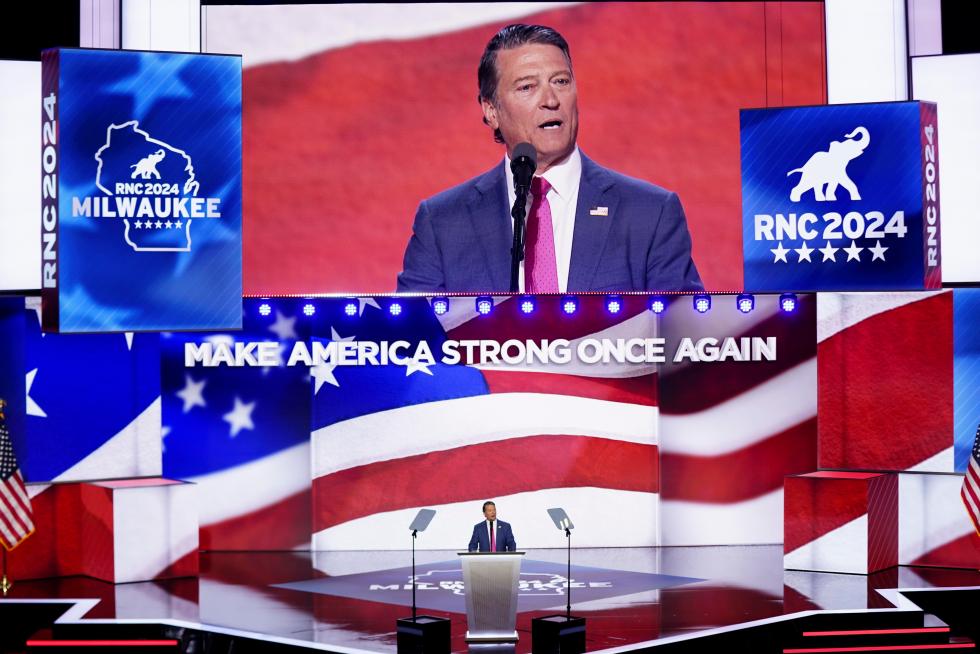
top-left (740, 101), bottom-right (941, 292)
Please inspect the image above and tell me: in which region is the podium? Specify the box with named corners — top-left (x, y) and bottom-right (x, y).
top-left (458, 551), bottom-right (525, 642)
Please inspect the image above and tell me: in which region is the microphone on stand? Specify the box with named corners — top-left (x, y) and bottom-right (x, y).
top-left (510, 142), bottom-right (537, 293)
top-left (511, 142), bottom-right (537, 197)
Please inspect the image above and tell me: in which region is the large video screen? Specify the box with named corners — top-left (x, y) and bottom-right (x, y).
top-left (204, 1), bottom-right (827, 294)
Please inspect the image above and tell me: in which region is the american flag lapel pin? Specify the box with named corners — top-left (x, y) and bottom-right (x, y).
top-left (589, 206), bottom-right (608, 216)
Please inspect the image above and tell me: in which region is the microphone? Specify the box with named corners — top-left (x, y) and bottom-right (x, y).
top-left (511, 142), bottom-right (537, 196)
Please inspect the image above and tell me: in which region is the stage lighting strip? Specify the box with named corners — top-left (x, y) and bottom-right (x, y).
top-left (27, 640), bottom-right (179, 647)
top-left (784, 642), bottom-right (974, 652)
top-left (802, 628), bottom-right (951, 637)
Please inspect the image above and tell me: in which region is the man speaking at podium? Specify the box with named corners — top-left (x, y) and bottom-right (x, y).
top-left (468, 501), bottom-right (517, 552)
top-left (397, 23), bottom-right (702, 293)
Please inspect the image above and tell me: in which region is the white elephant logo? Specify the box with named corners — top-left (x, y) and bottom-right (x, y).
top-left (130, 148), bottom-right (166, 180)
top-left (787, 126), bottom-right (870, 202)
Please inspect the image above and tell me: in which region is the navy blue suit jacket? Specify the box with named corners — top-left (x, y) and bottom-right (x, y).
top-left (396, 154), bottom-right (703, 293)
top-left (468, 520), bottom-right (517, 552)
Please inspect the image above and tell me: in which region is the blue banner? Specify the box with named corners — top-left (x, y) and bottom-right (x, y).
top-left (41, 48), bottom-right (242, 332)
top-left (741, 102), bottom-right (938, 292)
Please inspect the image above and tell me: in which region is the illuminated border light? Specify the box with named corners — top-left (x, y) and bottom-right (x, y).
top-left (389, 301), bottom-right (403, 317)
top-left (343, 301), bottom-right (358, 317)
top-left (561, 296), bottom-right (579, 315)
top-left (648, 297), bottom-right (666, 314)
top-left (475, 296), bottom-right (494, 316)
top-left (736, 294), bottom-right (755, 314)
top-left (780, 293), bottom-right (798, 313)
top-left (258, 303), bottom-right (271, 317)
top-left (303, 303), bottom-right (316, 316)
top-left (519, 296), bottom-right (536, 314)
top-left (693, 294), bottom-right (711, 314)
top-left (605, 295), bottom-right (622, 314)
top-left (431, 297), bottom-right (450, 315)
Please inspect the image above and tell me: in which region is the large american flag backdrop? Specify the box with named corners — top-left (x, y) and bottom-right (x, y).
top-left (2, 292), bottom-right (977, 564)
top-left (817, 290), bottom-right (980, 568)
top-left (202, 1), bottom-right (827, 294)
top-left (157, 295), bottom-right (818, 551)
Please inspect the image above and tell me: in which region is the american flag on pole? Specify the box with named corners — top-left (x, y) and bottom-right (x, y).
top-left (962, 424), bottom-right (980, 536)
top-left (0, 399), bottom-right (35, 550)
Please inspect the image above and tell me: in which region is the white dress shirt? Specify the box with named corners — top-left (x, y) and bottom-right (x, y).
top-left (504, 146), bottom-right (582, 293)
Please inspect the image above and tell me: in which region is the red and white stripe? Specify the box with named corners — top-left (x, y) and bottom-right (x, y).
top-left (817, 292), bottom-right (954, 472)
top-left (659, 295), bottom-right (818, 545)
top-left (312, 296), bottom-right (660, 550)
top-left (0, 469), bottom-right (35, 549)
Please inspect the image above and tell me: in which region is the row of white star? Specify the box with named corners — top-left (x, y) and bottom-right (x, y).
top-left (175, 375), bottom-right (255, 438)
top-left (132, 219), bottom-right (184, 229)
top-left (770, 240), bottom-right (888, 263)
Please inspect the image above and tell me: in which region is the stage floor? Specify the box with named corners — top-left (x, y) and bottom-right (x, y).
top-left (5, 546), bottom-right (980, 652)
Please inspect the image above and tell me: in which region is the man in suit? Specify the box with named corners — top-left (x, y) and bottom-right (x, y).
top-left (468, 501), bottom-right (517, 552)
top-left (397, 23), bottom-right (702, 293)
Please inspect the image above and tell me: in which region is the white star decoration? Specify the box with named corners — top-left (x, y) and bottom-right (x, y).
top-left (311, 359), bottom-right (340, 394)
top-left (223, 397), bottom-right (256, 438)
top-left (405, 355), bottom-right (435, 377)
top-left (311, 327), bottom-right (355, 394)
top-left (794, 242), bottom-right (814, 263)
top-left (819, 241), bottom-right (839, 262)
top-left (26, 368), bottom-right (47, 418)
top-left (176, 374), bottom-right (207, 413)
top-left (358, 297), bottom-right (381, 316)
top-left (844, 240), bottom-right (864, 262)
top-left (26, 297), bottom-right (44, 336)
top-left (869, 240), bottom-right (888, 261)
top-left (268, 311), bottom-right (298, 340)
top-left (771, 240), bottom-right (892, 264)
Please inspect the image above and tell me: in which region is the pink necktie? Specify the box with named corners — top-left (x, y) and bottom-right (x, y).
top-left (490, 522), bottom-right (496, 551)
top-left (526, 177), bottom-right (559, 293)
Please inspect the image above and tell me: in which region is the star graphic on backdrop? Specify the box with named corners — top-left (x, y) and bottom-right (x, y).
top-left (268, 311), bottom-right (298, 340)
top-left (794, 242), bottom-right (814, 263)
top-left (223, 397), bottom-right (256, 438)
top-left (174, 220), bottom-right (183, 229)
top-left (770, 242), bottom-right (789, 263)
top-left (405, 355), bottom-right (435, 377)
top-left (165, 220), bottom-right (173, 229)
top-left (311, 359), bottom-right (340, 394)
top-left (869, 240), bottom-right (888, 261)
top-left (310, 327), bottom-right (355, 393)
top-left (161, 425), bottom-right (171, 453)
top-left (105, 55), bottom-right (193, 119)
top-left (358, 297), bottom-right (382, 316)
top-left (819, 241), bottom-right (839, 262)
top-left (26, 368), bottom-right (47, 418)
top-left (26, 297), bottom-right (44, 336)
top-left (135, 221), bottom-right (143, 229)
top-left (176, 374), bottom-right (207, 413)
top-left (844, 240), bottom-right (864, 262)
top-left (154, 220), bottom-right (163, 229)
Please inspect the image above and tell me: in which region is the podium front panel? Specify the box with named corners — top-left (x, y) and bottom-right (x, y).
top-left (459, 552), bottom-right (524, 642)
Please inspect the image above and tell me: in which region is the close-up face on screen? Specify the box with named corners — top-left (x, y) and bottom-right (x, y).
top-left (203, 1), bottom-right (827, 295)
